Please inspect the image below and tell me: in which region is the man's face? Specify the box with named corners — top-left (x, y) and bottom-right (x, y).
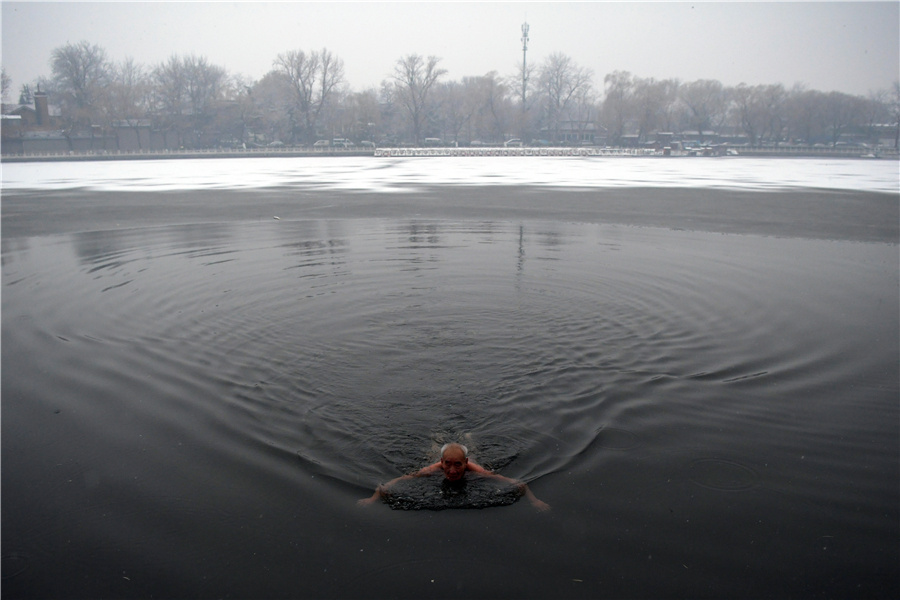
top-left (441, 449), bottom-right (468, 481)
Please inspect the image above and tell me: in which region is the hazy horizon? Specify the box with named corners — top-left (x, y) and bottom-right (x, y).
top-left (2, 1), bottom-right (898, 98)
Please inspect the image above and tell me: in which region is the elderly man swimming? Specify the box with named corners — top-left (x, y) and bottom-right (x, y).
top-left (358, 442), bottom-right (550, 511)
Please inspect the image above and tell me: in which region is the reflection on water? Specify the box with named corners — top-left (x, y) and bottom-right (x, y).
top-left (6, 217), bottom-right (897, 481)
top-left (3, 216), bottom-right (898, 597)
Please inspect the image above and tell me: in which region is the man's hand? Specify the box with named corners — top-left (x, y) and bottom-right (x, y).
top-left (521, 485), bottom-right (551, 512)
top-left (529, 497), bottom-right (551, 512)
top-left (357, 486), bottom-right (384, 507)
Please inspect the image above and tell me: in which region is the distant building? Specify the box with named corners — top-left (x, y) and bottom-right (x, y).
top-left (1, 114), bottom-right (23, 138)
top-left (539, 120), bottom-right (605, 145)
top-left (2, 92), bottom-right (179, 155)
top-left (3, 90), bottom-right (59, 129)
top-left (2, 90), bottom-right (66, 154)
top-left (111, 119), bottom-right (155, 151)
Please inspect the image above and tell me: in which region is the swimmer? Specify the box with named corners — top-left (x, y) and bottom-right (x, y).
top-left (358, 442), bottom-right (550, 511)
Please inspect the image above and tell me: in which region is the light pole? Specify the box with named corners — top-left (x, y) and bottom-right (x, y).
top-left (521, 22), bottom-right (529, 108)
top-left (521, 21), bottom-right (529, 142)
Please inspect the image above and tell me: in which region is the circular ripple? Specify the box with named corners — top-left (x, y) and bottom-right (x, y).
top-left (689, 458), bottom-right (759, 492)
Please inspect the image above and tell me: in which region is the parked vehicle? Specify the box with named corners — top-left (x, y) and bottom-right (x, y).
top-left (313, 140), bottom-right (330, 148)
top-left (504, 138), bottom-right (522, 147)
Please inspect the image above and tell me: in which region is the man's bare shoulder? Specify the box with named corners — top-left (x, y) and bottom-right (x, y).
top-left (414, 462), bottom-right (442, 476)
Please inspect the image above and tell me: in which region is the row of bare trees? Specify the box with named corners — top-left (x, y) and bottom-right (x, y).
top-left (602, 72), bottom-right (899, 148)
top-left (3, 40), bottom-right (898, 149)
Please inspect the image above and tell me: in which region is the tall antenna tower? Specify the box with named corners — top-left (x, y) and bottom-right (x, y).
top-left (520, 21), bottom-right (530, 106)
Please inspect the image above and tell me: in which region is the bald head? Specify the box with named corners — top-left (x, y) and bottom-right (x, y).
top-left (440, 443), bottom-right (468, 459)
top-left (439, 443), bottom-right (469, 481)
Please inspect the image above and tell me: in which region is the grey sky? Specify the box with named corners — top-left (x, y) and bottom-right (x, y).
top-left (2, 1), bottom-right (898, 97)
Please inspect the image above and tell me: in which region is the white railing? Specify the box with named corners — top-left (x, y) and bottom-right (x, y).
top-left (1, 145), bottom-right (373, 161)
top-left (374, 147), bottom-right (654, 157)
top-left (5, 144), bottom-right (895, 162)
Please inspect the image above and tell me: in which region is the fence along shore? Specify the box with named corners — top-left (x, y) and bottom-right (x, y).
top-left (1, 144), bottom-right (895, 162)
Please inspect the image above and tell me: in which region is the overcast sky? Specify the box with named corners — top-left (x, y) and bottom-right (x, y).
top-left (2, 1), bottom-right (898, 98)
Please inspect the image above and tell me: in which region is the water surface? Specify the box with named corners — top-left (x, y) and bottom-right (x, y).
top-left (2, 157), bottom-right (898, 598)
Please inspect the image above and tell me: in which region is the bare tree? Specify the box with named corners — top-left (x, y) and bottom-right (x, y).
top-left (342, 87), bottom-right (381, 143)
top-left (602, 71), bottom-right (634, 145)
top-left (392, 54), bottom-right (446, 145)
top-left (570, 85), bottom-right (598, 143)
top-left (152, 55), bottom-right (188, 146)
top-left (320, 83), bottom-right (353, 141)
top-left (823, 91), bottom-right (863, 146)
top-left (106, 57), bottom-right (152, 148)
top-left (184, 55), bottom-right (227, 143)
top-left (17, 84), bottom-right (34, 106)
top-left (731, 83), bottom-right (786, 145)
top-left (112, 58), bottom-right (151, 115)
top-left (434, 80), bottom-right (467, 144)
top-left (538, 53), bottom-right (593, 143)
top-left (15, 38), bottom-right (894, 153)
top-left (376, 79), bottom-right (405, 145)
top-left (251, 70), bottom-right (294, 144)
top-left (890, 81), bottom-right (900, 149)
top-left (762, 85), bottom-right (787, 141)
top-left (274, 48), bottom-right (345, 144)
top-left (479, 72), bottom-right (513, 143)
top-left (510, 60), bottom-right (537, 140)
top-left (679, 79), bottom-right (728, 142)
top-left (226, 75), bottom-right (261, 147)
top-left (149, 54), bottom-right (229, 147)
top-left (50, 40), bottom-right (111, 129)
top-left (632, 77), bottom-right (680, 142)
top-left (1, 67), bottom-right (11, 102)
top-left (859, 89), bottom-right (889, 145)
top-left (784, 86), bottom-right (827, 145)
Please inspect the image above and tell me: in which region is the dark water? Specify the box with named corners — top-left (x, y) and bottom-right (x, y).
top-left (3, 210), bottom-right (898, 597)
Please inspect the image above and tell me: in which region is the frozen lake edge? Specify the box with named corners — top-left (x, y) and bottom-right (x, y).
top-left (3, 185), bottom-right (897, 244)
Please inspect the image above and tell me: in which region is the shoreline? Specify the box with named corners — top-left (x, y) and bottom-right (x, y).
top-left (3, 185), bottom-right (897, 244)
top-left (2, 147), bottom-right (896, 163)
top-left (0, 149), bottom-right (375, 163)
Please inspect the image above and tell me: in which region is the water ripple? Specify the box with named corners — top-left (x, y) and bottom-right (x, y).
top-left (5, 218), bottom-right (895, 497)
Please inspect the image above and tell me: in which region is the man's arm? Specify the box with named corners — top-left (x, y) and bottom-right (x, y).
top-left (470, 464), bottom-right (551, 512)
top-left (518, 483), bottom-right (551, 512)
top-left (465, 460), bottom-right (490, 474)
top-left (357, 463), bottom-right (441, 506)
